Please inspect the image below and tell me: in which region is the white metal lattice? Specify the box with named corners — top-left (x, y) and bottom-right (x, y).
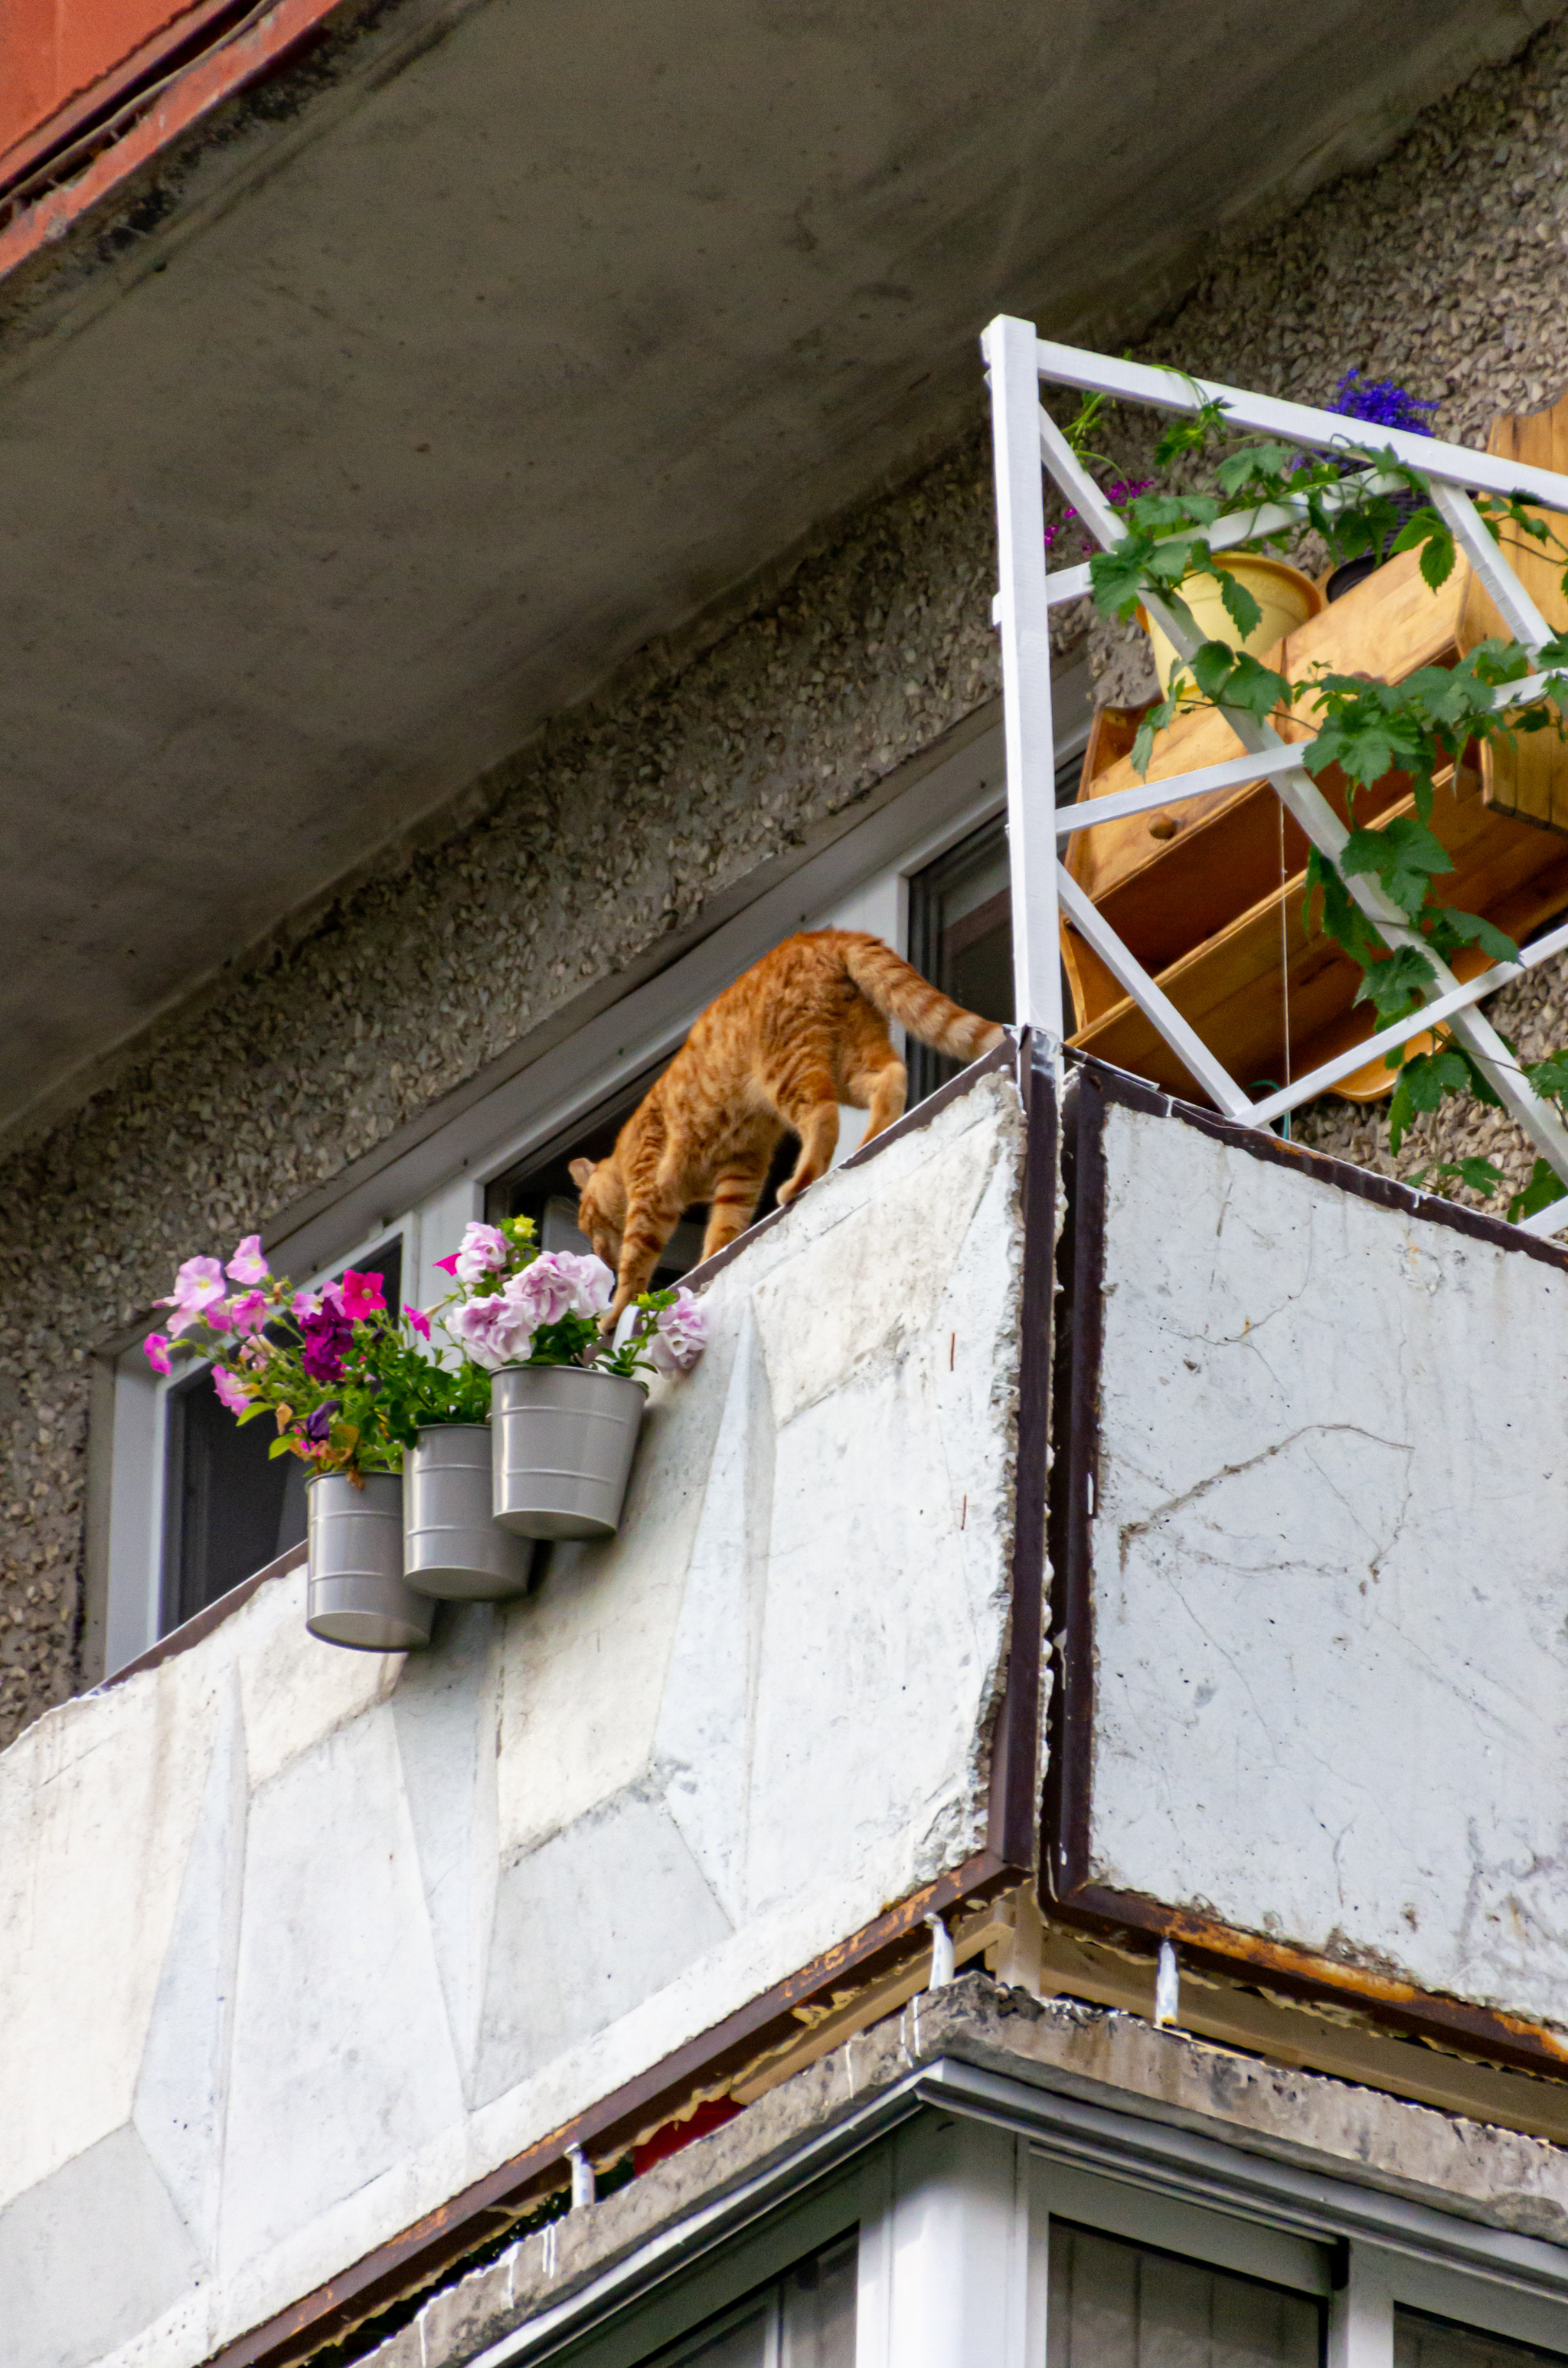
top-left (982, 316), bottom-right (1568, 1237)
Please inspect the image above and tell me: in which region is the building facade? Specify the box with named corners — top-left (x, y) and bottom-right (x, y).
top-left (6, 5), bottom-right (1568, 2366)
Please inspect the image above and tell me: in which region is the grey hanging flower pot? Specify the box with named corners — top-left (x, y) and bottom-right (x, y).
top-left (491, 1364), bottom-right (645, 1539)
top-left (306, 1470), bottom-right (436, 1651)
top-left (403, 1424), bottom-right (533, 1599)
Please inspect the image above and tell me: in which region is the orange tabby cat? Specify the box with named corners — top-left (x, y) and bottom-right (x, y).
top-left (570, 928), bottom-right (1004, 1320)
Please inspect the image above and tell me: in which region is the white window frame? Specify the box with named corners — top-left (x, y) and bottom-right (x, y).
top-left (465, 2068), bottom-right (1568, 2368)
top-left (88, 679), bottom-right (1091, 1676)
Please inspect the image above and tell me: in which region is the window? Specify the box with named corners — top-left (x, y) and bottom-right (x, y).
top-left (905, 753), bottom-right (1083, 1104)
top-left (1396, 2315), bottom-right (1568, 2368)
top-left (159, 1233), bottom-right (403, 1630)
top-left (642, 2238), bottom-right (855, 2368)
top-left (1048, 2225), bottom-right (1322, 2368)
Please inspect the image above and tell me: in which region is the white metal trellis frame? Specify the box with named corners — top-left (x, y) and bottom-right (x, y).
top-left (982, 316), bottom-right (1568, 1238)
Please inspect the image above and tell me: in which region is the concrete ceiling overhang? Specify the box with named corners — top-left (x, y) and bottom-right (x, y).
top-left (0, 0), bottom-right (1552, 1137)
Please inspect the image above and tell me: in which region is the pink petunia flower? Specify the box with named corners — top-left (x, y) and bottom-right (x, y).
top-left (292, 1288), bottom-right (323, 1317)
top-left (158, 1255), bottom-right (227, 1329)
top-left (211, 1366), bottom-right (252, 1415)
top-left (229, 1290), bottom-right (271, 1336)
top-left (433, 1253), bottom-right (460, 1277)
top-left (403, 1303), bottom-right (432, 1340)
top-left (227, 1234), bottom-right (270, 1285)
top-left (142, 1333), bottom-right (173, 1375)
top-left (448, 1294), bottom-right (532, 1371)
top-left (454, 1222), bottom-right (511, 1284)
top-left (648, 1287), bottom-right (709, 1373)
top-left (337, 1269), bottom-right (387, 1321)
top-left (501, 1250), bottom-right (612, 1332)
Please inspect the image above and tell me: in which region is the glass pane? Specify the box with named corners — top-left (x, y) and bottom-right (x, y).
top-left (904, 755), bottom-right (1079, 1104)
top-left (1048, 2225), bottom-right (1321, 2368)
top-left (1396, 2311), bottom-right (1568, 2368)
top-left (783, 2233), bottom-right (857, 2368)
top-left (162, 1236), bottom-right (403, 1630)
top-left (654, 2297), bottom-right (773, 2367)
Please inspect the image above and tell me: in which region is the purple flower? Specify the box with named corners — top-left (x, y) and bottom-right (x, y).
top-left (211, 1366), bottom-right (251, 1416)
top-left (453, 1222), bottom-right (511, 1284)
top-left (1328, 371), bottom-right (1437, 437)
top-left (302, 1402), bottom-right (338, 1445)
top-left (648, 1287), bottom-right (709, 1373)
top-left (142, 1333), bottom-right (172, 1375)
top-left (300, 1303), bottom-right (354, 1383)
top-left (1044, 476), bottom-right (1152, 554)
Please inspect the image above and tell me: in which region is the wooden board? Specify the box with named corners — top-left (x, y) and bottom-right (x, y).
top-left (1459, 389), bottom-right (1568, 838)
top-left (1072, 762), bottom-right (1568, 1105)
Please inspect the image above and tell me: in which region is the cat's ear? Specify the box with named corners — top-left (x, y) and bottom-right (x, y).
top-left (568, 1157), bottom-right (596, 1190)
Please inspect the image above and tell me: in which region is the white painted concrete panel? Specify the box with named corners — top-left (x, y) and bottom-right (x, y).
top-left (1089, 1102), bottom-right (1568, 2028)
top-left (0, 1068), bottom-right (1027, 2368)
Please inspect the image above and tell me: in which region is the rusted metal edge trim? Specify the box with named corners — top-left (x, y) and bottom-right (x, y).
top-left (988, 1030), bottom-right (1053, 1867)
top-left (0, 0), bottom-right (273, 203)
top-left (679, 1035), bottom-right (1021, 1296)
top-left (0, 0), bottom-right (348, 280)
top-left (1054, 1885), bottom-right (1568, 2083)
top-left (98, 1541), bottom-right (309, 1689)
top-left (1073, 1051), bottom-right (1568, 1275)
top-left (201, 1849), bottom-right (1024, 2368)
top-left (1041, 1064), bottom-right (1105, 1902)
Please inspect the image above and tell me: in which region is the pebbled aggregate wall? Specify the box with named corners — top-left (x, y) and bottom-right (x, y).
top-left (6, 18), bottom-right (1568, 1745)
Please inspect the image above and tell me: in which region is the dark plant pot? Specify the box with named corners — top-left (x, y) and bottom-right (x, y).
top-left (491, 1363), bottom-right (645, 1540)
top-left (403, 1424), bottom-right (533, 1599)
top-left (306, 1470), bottom-right (436, 1651)
top-left (1325, 487), bottom-right (1426, 602)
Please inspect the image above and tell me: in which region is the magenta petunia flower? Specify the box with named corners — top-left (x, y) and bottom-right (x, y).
top-left (403, 1303), bottom-right (432, 1340)
top-left (142, 1333), bottom-right (173, 1375)
top-left (433, 1253), bottom-right (460, 1277)
top-left (337, 1268), bottom-right (387, 1322)
top-left (229, 1290), bottom-right (270, 1336)
top-left (211, 1366), bottom-right (251, 1415)
top-left (227, 1234), bottom-right (270, 1285)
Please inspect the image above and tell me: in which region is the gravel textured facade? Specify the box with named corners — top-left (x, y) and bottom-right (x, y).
top-left (6, 20), bottom-right (1568, 1745)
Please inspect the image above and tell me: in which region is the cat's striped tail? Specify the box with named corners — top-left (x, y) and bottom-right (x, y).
top-left (840, 932), bottom-right (1008, 1063)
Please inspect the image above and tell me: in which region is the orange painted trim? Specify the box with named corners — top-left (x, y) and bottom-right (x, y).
top-left (0, 0), bottom-right (345, 283)
top-left (0, 0), bottom-right (233, 191)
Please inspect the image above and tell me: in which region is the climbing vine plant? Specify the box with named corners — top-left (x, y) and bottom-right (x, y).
top-left (1070, 391), bottom-right (1568, 1222)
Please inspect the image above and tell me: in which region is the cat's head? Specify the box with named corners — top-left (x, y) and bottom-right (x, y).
top-left (569, 1155), bottom-right (625, 1271)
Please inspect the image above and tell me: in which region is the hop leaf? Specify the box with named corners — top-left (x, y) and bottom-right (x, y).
top-left (1339, 816), bottom-right (1452, 919)
top-left (1509, 1158), bottom-right (1568, 1225)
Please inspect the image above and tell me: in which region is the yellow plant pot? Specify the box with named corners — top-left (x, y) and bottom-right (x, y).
top-left (1138, 554), bottom-right (1324, 692)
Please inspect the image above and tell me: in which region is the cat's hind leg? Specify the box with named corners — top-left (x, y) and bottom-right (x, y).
top-left (841, 1036), bottom-right (907, 1146)
top-left (774, 1071), bottom-right (840, 1206)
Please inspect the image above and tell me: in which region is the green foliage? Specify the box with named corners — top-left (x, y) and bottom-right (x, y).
top-left (1510, 1159), bottom-right (1568, 1223)
top-left (1408, 1156), bottom-right (1508, 1202)
top-left (1076, 394), bottom-right (1568, 1211)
